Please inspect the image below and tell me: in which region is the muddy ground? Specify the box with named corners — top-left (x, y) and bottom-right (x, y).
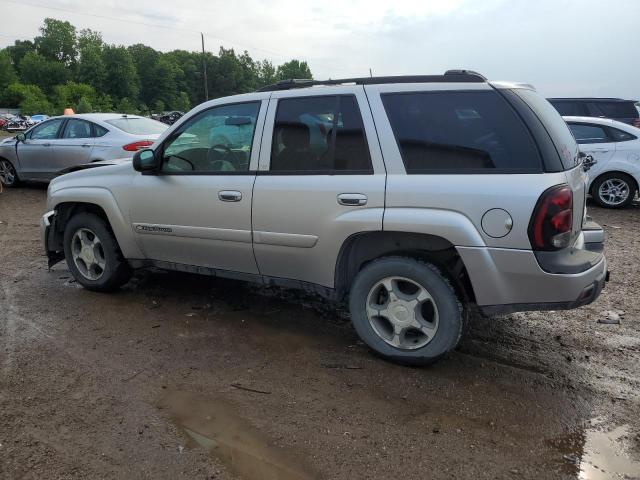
top-left (1, 185), bottom-right (639, 480)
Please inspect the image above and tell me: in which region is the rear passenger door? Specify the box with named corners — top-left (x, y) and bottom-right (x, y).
top-left (52, 119), bottom-right (96, 175)
top-left (567, 122), bottom-right (616, 177)
top-left (252, 87), bottom-right (386, 288)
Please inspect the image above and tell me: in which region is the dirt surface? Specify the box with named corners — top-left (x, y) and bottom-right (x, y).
top-left (1, 186), bottom-right (639, 480)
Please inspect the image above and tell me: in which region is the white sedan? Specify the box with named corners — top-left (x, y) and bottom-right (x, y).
top-left (0, 113), bottom-right (168, 187)
top-left (564, 115), bottom-right (640, 208)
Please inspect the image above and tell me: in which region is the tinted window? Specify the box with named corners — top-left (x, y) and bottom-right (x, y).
top-left (551, 101), bottom-right (584, 116)
top-left (568, 123), bottom-right (610, 144)
top-left (29, 119), bottom-right (64, 140)
top-left (161, 102), bottom-right (260, 173)
top-left (515, 89), bottom-right (579, 170)
top-left (588, 101), bottom-right (639, 119)
top-left (609, 127), bottom-right (637, 142)
top-left (94, 124), bottom-right (108, 137)
top-left (105, 117), bottom-right (168, 135)
top-left (271, 95), bottom-right (372, 172)
top-left (63, 119), bottom-right (93, 139)
top-left (382, 90), bottom-right (541, 173)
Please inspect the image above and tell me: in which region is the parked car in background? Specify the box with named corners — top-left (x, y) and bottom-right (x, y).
top-left (564, 115), bottom-right (640, 208)
top-left (30, 114), bottom-right (50, 124)
top-left (158, 111), bottom-right (184, 125)
top-left (0, 113), bottom-right (167, 187)
top-left (550, 98), bottom-right (640, 128)
top-left (41, 72), bottom-right (607, 365)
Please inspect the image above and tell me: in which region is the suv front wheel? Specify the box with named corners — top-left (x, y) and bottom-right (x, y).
top-left (63, 213), bottom-right (132, 291)
top-left (349, 257), bottom-right (463, 365)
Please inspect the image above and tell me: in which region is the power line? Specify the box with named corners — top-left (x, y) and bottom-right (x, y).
top-left (0, 0), bottom-right (365, 76)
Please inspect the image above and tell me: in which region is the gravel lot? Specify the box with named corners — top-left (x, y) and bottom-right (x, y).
top-left (1, 184), bottom-right (639, 480)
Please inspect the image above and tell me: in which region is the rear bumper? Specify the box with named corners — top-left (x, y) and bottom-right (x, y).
top-left (457, 222), bottom-right (607, 315)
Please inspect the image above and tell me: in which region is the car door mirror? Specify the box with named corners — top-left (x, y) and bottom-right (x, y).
top-left (15, 133), bottom-right (26, 143)
top-left (132, 148), bottom-right (160, 173)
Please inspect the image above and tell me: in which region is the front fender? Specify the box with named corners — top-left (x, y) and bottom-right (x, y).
top-left (48, 186), bottom-right (144, 259)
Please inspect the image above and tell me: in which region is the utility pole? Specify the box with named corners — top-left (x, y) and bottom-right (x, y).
top-left (201, 32), bottom-right (209, 101)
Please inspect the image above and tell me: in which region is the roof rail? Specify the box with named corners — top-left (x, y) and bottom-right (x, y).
top-left (257, 70), bottom-right (487, 92)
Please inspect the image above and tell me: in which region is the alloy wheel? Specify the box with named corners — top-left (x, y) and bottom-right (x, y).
top-left (0, 159), bottom-right (16, 186)
top-left (598, 178), bottom-right (630, 207)
top-left (71, 228), bottom-right (106, 280)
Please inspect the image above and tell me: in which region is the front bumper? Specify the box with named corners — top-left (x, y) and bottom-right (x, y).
top-left (41, 210), bottom-right (64, 268)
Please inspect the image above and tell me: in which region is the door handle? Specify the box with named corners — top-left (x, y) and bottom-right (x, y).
top-left (218, 190), bottom-right (242, 202)
top-left (337, 193), bottom-right (367, 206)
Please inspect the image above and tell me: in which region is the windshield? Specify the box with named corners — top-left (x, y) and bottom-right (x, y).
top-left (105, 117), bottom-right (168, 135)
top-left (515, 89), bottom-right (579, 170)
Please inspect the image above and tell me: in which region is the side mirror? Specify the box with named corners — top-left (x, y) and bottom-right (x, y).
top-left (15, 133), bottom-right (26, 143)
top-left (132, 149), bottom-right (160, 173)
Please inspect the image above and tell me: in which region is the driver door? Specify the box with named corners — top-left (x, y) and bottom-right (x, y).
top-left (129, 98), bottom-right (268, 274)
top-left (16, 118), bottom-right (65, 180)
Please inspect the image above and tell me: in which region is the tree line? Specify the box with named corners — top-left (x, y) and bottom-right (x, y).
top-left (0, 18), bottom-right (313, 116)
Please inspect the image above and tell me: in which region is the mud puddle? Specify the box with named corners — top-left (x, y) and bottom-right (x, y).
top-left (158, 391), bottom-right (318, 480)
top-left (549, 417), bottom-right (640, 479)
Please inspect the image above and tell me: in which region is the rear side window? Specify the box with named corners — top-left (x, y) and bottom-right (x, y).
top-left (271, 95), bottom-right (372, 173)
top-left (550, 101), bottom-right (584, 116)
top-left (588, 101), bottom-right (639, 119)
top-left (63, 119), bottom-right (93, 139)
top-left (105, 117), bottom-right (168, 135)
top-left (567, 123), bottom-right (610, 144)
top-left (514, 89), bottom-right (579, 170)
top-left (609, 127), bottom-right (637, 142)
top-left (381, 90), bottom-right (541, 173)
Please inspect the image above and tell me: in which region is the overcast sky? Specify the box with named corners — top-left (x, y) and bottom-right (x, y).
top-left (1, 0), bottom-right (638, 99)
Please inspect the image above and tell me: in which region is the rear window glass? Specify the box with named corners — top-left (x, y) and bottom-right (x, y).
top-left (381, 90), bottom-right (541, 173)
top-left (105, 117), bottom-right (168, 135)
top-left (550, 101), bottom-right (584, 116)
top-left (515, 89), bottom-right (579, 170)
top-left (588, 101), bottom-right (639, 119)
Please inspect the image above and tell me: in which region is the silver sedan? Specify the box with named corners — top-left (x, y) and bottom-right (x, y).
top-left (0, 113), bottom-right (168, 187)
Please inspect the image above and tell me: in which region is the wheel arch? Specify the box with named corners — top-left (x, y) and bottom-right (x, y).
top-left (334, 231), bottom-right (477, 305)
top-left (590, 170), bottom-right (639, 195)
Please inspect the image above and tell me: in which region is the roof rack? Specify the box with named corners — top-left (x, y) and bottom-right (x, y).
top-left (257, 70), bottom-right (487, 92)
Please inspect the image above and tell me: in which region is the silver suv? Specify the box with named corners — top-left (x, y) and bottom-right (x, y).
top-left (42, 71), bottom-right (608, 365)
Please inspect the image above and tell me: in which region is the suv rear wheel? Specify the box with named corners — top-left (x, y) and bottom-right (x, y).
top-left (63, 213), bottom-right (132, 291)
top-left (349, 257), bottom-right (463, 365)
top-left (592, 172), bottom-right (636, 208)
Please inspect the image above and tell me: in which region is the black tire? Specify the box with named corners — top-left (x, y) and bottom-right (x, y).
top-left (348, 257), bottom-right (463, 366)
top-left (63, 213), bottom-right (132, 292)
top-left (0, 159), bottom-right (21, 188)
top-left (591, 172), bottom-right (636, 208)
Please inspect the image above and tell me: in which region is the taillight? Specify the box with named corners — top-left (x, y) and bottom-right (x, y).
top-left (528, 185), bottom-right (573, 251)
top-left (123, 140), bottom-right (153, 152)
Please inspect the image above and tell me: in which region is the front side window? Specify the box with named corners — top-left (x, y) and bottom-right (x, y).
top-left (568, 123), bottom-right (609, 144)
top-left (29, 119), bottom-right (64, 140)
top-left (382, 90), bottom-right (542, 173)
top-left (161, 102), bottom-right (260, 173)
top-left (63, 119), bottom-right (93, 139)
top-left (270, 95), bottom-right (372, 173)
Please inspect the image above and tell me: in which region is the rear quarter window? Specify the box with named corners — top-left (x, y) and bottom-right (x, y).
top-left (381, 90), bottom-right (542, 173)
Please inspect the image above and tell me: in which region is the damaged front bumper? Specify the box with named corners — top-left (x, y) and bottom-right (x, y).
top-left (41, 210), bottom-right (64, 268)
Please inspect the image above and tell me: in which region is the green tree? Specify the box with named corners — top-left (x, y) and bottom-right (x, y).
top-left (1, 83), bottom-right (51, 114)
top-left (76, 96), bottom-right (93, 113)
top-left (5, 40), bottom-right (34, 69)
top-left (103, 45), bottom-right (139, 101)
top-left (34, 18), bottom-right (77, 65)
top-left (19, 51), bottom-right (71, 93)
top-left (173, 91), bottom-right (190, 112)
top-left (53, 82), bottom-right (96, 112)
top-left (276, 59), bottom-right (312, 80)
top-left (76, 29), bottom-right (106, 91)
top-left (115, 97), bottom-right (138, 114)
top-left (0, 49), bottom-right (18, 91)
top-left (94, 93), bottom-right (114, 112)
top-left (257, 59), bottom-right (277, 88)
top-left (153, 99), bottom-right (165, 113)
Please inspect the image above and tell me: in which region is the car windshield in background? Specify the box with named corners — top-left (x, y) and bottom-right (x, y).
top-left (515, 89), bottom-right (579, 170)
top-left (105, 117), bottom-right (168, 135)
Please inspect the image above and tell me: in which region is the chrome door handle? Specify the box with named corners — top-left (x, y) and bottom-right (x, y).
top-left (218, 190), bottom-right (242, 202)
top-left (337, 193), bottom-right (367, 206)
